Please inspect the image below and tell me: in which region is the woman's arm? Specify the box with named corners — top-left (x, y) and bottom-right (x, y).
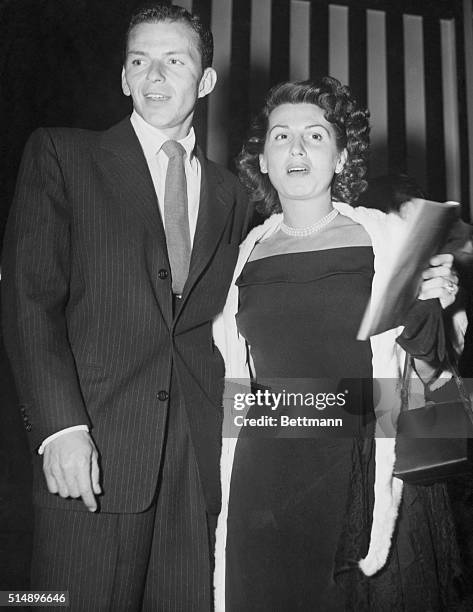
top-left (411, 253), bottom-right (460, 382)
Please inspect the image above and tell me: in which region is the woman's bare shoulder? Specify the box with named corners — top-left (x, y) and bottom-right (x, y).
top-left (247, 213), bottom-right (371, 261)
top-left (329, 213), bottom-right (372, 247)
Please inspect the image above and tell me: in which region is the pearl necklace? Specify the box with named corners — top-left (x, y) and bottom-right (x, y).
top-left (280, 208), bottom-right (339, 237)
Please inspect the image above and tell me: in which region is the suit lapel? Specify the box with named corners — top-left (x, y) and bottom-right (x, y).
top-left (96, 118), bottom-right (172, 325)
top-left (97, 124), bottom-right (234, 321)
top-left (178, 148), bottom-right (235, 310)
top-left (97, 118), bottom-right (168, 250)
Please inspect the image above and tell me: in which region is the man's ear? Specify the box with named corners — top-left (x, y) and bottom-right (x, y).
top-left (335, 148), bottom-right (348, 174)
top-left (198, 67), bottom-right (217, 99)
top-left (259, 154), bottom-right (268, 174)
top-left (121, 68), bottom-right (131, 96)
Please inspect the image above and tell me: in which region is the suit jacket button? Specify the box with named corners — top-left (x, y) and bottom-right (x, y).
top-left (158, 269), bottom-right (169, 280)
top-left (157, 390), bottom-right (169, 401)
top-left (25, 423), bottom-right (32, 432)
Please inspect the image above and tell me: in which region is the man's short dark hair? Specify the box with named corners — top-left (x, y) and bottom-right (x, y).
top-left (124, 3), bottom-right (213, 70)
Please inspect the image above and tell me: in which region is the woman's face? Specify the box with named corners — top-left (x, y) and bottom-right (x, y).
top-left (259, 103), bottom-right (346, 206)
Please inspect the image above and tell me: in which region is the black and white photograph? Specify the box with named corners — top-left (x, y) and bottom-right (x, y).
top-left (1, 1), bottom-right (473, 610)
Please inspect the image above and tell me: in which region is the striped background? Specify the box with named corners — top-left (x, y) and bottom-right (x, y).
top-left (179, 0), bottom-right (473, 220)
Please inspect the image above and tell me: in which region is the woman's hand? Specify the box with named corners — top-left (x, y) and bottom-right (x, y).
top-left (418, 253), bottom-right (459, 309)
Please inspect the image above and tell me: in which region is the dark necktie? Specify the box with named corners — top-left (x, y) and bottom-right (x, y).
top-left (161, 140), bottom-right (191, 296)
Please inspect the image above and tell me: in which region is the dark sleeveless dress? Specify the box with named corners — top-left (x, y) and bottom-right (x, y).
top-left (225, 248), bottom-right (460, 612)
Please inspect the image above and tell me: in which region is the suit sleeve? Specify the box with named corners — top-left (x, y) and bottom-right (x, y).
top-left (1, 128), bottom-right (91, 450)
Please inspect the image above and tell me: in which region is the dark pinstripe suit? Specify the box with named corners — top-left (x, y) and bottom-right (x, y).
top-left (1, 118), bottom-right (248, 610)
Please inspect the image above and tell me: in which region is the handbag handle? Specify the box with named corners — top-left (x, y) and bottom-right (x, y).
top-left (400, 352), bottom-right (473, 425)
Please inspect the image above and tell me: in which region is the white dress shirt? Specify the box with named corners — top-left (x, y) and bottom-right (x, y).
top-left (38, 112), bottom-right (202, 454)
top-left (130, 110), bottom-right (201, 245)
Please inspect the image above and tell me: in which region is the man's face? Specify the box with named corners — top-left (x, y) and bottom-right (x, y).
top-left (122, 20), bottom-right (216, 139)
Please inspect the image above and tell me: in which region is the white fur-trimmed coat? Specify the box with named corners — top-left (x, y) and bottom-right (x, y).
top-left (211, 203), bottom-right (451, 612)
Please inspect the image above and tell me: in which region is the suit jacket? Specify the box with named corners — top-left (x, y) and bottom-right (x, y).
top-left (1, 118), bottom-right (249, 515)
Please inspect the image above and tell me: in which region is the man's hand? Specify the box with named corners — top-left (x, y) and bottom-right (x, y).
top-left (42, 430), bottom-right (101, 512)
top-left (418, 253), bottom-right (459, 309)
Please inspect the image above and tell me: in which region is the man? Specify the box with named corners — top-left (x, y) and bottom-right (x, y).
top-left (1, 4), bottom-right (248, 610)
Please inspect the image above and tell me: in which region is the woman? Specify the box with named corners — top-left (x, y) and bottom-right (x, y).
top-left (213, 78), bottom-right (461, 611)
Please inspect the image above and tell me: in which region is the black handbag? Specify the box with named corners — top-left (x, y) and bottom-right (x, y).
top-left (394, 354), bottom-right (473, 485)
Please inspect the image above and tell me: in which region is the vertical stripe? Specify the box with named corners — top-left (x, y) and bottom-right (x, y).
top-left (367, 9), bottom-right (388, 177)
top-left (270, 0), bottom-right (290, 85)
top-left (329, 4), bottom-right (349, 85)
top-left (386, 11), bottom-right (407, 174)
top-left (441, 19), bottom-right (461, 202)
top-left (229, 0), bottom-right (252, 163)
top-left (348, 5), bottom-right (367, 108)
top-left (290, 0), bottom-right (310, 81)
top-left (424, 15), bottom-right (446, 200)
top-left (207, 0), bottom-right (232, 164)
top-left (192, 0), bottom-right (212, 151)
top-left (310, 0), bottom-right (329, 81)
top-left (250, 0), bottom-right (271, 112)
top-left (463, 0), bottom-right (473, 218)
top-left (454, 2), bottom-right (470, 220)
top-left (403, 14), bottom-right (427, 191)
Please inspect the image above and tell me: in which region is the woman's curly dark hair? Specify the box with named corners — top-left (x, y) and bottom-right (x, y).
top-left (237, 76), bottom-right (370, 216)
